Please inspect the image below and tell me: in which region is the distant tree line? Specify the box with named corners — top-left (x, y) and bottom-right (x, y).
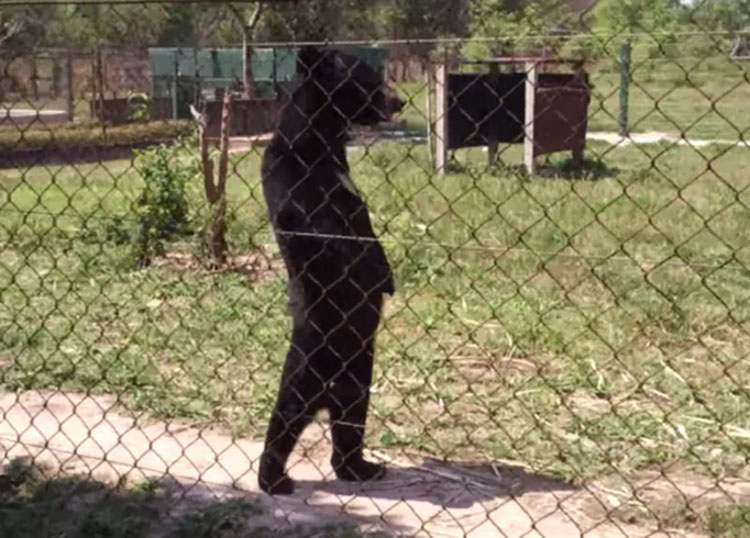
top-left (1, 1), bottom-right (746, 57)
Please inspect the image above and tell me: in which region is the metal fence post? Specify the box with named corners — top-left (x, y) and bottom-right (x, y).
top-left (619, 40), bottom-right (632, 136)
top-left (66, 49), bottom-right (74, 123)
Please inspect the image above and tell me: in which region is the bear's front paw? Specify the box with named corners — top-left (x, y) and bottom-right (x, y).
top-left (259, 454), bottom-right (295, 495)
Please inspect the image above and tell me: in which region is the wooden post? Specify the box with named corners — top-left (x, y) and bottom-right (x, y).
top-left (52, 54), bottom-right (62, 99)
top-left (30, 52), bottom-right (39, 101)
top-left (487, 62), bottom-right (499, 168)
top-left (65, 49), bottom-right (74, 122)
top-left (572, 60), bottom-right (586, 168)
top-left (425, 66), bottom-right (434, 167)
top-left (524, 60), bottom-right (537, 176)
top-left (96, 45), bottom-right (106, 139)
top-left (435, 62), bottom-right (447, 175)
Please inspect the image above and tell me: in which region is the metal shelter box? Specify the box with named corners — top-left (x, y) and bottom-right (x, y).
top-left (434, 57), bottom-right (590, 174)
top-left (447, 71), bottom-right (589, 148)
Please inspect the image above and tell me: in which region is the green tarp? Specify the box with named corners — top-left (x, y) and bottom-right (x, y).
top-left (148, 48), bottom-right (299, 83)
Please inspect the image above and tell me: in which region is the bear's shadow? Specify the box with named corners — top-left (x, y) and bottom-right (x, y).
top-left (294, 459), bottom-right (576, 509)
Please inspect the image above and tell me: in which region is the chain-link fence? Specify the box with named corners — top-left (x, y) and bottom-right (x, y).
top-left (2, 1), bottom-right (750, 537)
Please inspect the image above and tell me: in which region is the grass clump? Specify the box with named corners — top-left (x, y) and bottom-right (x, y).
top-left (705, 505), bottom-right (750, 537)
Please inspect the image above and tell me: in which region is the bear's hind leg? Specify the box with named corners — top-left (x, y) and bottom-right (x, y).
top-left (259, 332), bottom-right (324, 495)
top-left (328, 337), bottom-right (385, 483)
top-left (259, 389), bottom-right (318, 495)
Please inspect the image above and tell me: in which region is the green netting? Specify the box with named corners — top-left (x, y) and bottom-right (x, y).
top-left (149, 46), bottom-right (386, 89)
top-left (149, 48), bottom-right (245, 81)
top-left (148, 46), bottom-right (387, 119)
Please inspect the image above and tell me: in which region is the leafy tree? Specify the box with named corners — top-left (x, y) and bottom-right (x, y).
top-left (254, 0), bottom-right (364, 42)
top-left (683, 0), bottom-right (750, 32)
top-left (39, 4), bottom-right (166, 50)
top-left (0, 11), bottom-right (23, 47)
top-left (462, 0), bottom-right (581, 60)
top-left (0, 6), bottom-right (55, 49)
top-left (228, 2), bottom-right (264, 98)
top-left (594, 0), bottom-right (679, 51)
top-left (673, 0), bottom-right (750, 60)
top-left (0, 6), bottom-right (56, 99)
top-left (375, 0), bottom-right (469, 40)
top-left (594, 0), bottom-right (680, 35)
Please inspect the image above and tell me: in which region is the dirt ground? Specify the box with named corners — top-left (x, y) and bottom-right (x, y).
top-left (1, 390), bottom-right (747, 538)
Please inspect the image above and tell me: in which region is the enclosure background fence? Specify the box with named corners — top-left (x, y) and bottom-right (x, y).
top-left (1, 1), bottom-right (750, 537)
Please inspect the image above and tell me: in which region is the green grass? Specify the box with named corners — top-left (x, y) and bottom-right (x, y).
top-left (706, 505), bottom-right (750, 537)
top-left (0, 458), bottom-right (387, 538)
top-left (587, 70), bottom-right (750, 140)
top-left (2, 133), bottom-right (750, 490)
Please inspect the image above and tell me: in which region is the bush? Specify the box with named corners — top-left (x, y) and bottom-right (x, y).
top-left (127, 92), bottom-right (153, 123)
top-left (133, 143), bottom-right (197, 267)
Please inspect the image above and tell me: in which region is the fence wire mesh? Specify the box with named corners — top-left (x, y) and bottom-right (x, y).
top-left (1, 1), bottom-right (750, 537)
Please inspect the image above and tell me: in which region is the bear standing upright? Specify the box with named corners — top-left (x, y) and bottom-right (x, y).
top-left (258, 46), bottom-right (404, 495)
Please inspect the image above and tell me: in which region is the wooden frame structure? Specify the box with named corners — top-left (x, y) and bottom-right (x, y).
top-left (428, 57), bottom-right (590, 175)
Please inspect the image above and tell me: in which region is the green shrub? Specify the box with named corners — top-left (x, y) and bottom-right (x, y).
top-left (133, 143), bottom-right (197, 267)
top-left (127, 92), bottom-right (153, 123)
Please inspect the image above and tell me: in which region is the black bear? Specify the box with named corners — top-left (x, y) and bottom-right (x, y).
top-left (258, 46), bottom-right (404, 495)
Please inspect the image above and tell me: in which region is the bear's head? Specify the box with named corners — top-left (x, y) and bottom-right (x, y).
top-left (296, 46), bottom-right (404, 127)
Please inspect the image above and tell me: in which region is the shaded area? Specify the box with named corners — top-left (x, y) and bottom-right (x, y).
top-left (446, 152), bottom-right (621, 180)
top-left (0, 458), bottom-right (389, 538)
top-left (536, 155), bottom-right (621, 180)
top-left (296, 459), bottom-right (575, 510)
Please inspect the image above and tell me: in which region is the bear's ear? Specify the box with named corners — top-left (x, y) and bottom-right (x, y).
top-left (297, 46), bottom-right (322, 76)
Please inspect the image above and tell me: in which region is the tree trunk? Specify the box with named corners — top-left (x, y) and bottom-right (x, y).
top-left (193, 91), bottom-right (233, 268)
top-left (211, 90), bottom-right (232, 265)
top-left (243, 28), bottom-right (257, 99)
top-left (0, 61), bottom-right (6, 101)
top-left (229, 2), bottom-right (263, 100)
